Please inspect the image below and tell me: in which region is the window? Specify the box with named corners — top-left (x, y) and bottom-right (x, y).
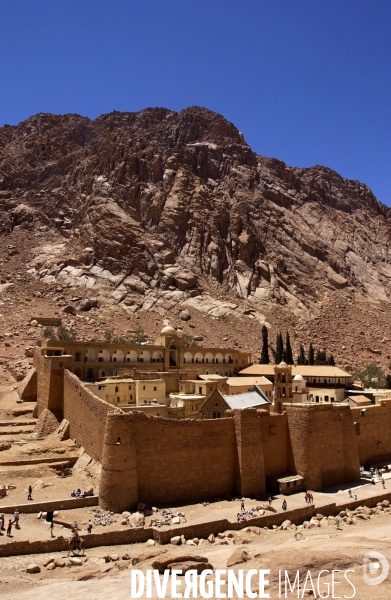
top-left (128, 385), bottom-right (132, 390)
top-left (130, 394), bottom-right (133, 400)
top-left (116, 397), bottom-right (120, 403)
top-left (143, 385), bottom-right (146, 390)
top-left (315, 396), bottom-right (319, 403)
top-left (331, 397), bottom-right (335, 403)
top-left (75, 352), bottom-right (80, 361)
top-left (153, 386), bottom-right (157, 392)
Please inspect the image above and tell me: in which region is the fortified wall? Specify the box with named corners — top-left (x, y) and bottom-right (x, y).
top-left (28, 352), bottom-right (391, 513)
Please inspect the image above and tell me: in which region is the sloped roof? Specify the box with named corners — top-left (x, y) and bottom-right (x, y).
top-left (226, 376), bottom-right (272, 387)
top-left (222, 385), bottom-right (271, 410)
top-left (239, 365), bottom-right (352, 378)
top-left (346, 395), bottom-right (372, 405)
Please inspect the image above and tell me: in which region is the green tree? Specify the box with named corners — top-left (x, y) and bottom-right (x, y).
top-left (386, 374), bottom-right (391, 389)
top-left (260, 325), bottom-right (270, 364)
top-left (43, 326), bottom-right (56, 339)
top-left (308, 343), bottom-right (315, 365)
top-left (183, 333), bottom-right (198, 348)
top-left (327, 354), bottom-right (335, 366)
top-left (57, 325), bottom-right (76, 341)
top-left (355, 363), bottom-right (385, 389)
top-left (275, 332), bottom-right (284, 364)
top-left (315, 349), bottom-right (327, 365)
top-left (104, 330), bottom-right (113, 343)
top-left (297, 344), bottom-right (306, 365)
top-left (285, 332), bottom-right (293, 365)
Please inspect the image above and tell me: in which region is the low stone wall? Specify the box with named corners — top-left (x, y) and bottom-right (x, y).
top-left (1, 491), bottom-right (391, 557)
top-left (0, 456), bottom-right (79, 467)
top-left (0, 528), bottom-right (153, 557)
top-left (0, 496), bottom-right (99, 514)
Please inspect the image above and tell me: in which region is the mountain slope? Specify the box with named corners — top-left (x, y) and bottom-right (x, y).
top-left (0, 106), bottom-right (390, 376)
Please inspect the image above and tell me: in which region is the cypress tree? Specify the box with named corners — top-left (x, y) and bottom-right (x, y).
top-left (308, 342), bottom-right (315, 365)
top-left (297, 344), bottom-right (306, 365)
top-left (275, 332), bottom-right (283, 364)
top-left (327, 354), bottom-right (335, 366)
top-left (259, 325), bottom-right (270, 364)
top-left (286, 332), bottom-right (293, 365)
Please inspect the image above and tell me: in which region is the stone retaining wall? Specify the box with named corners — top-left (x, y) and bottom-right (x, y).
top-left (0, 496), bottom-right (99, 514)
top-left (1, 491), bottom-right (391, 557)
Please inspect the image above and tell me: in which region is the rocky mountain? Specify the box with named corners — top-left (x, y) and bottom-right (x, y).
top-left (1, 106), bottom-right (391, 379)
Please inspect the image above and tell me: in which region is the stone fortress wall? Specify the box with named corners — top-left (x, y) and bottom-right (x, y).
top-left (31, 347), bottom-right (391, 513)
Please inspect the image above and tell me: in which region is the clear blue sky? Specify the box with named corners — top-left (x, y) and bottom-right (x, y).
top-left (1, 1), bottom-right (390, 204)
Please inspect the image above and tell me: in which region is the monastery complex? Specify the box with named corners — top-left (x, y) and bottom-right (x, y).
top-left (18, 324), bottom-right (391, 512)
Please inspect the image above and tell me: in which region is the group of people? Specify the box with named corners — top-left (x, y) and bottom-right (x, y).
top-left (369, 467), bottom-right (386, 489)
top-left (71, 489), bottom-right (87, 498)
top-left (304, 492), bottom-right (314, 504)
top-left (0, 509), bottom-right (20, 537)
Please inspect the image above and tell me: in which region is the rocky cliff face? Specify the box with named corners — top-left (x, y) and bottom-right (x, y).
top-left (1, 106), bottom-right (391, 374)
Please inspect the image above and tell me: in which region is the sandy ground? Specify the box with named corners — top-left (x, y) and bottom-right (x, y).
top-left (0, 513), bottom-right (391, 599)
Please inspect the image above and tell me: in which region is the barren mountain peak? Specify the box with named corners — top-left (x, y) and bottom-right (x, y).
top-left (0, 107), bottom-right (390, 379)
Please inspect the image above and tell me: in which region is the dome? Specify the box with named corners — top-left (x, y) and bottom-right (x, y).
top-left (293, 374), bottom-right (304, 381)
top-left (278, 361), bottom-right (287, 367)
top-left (160, 325), bottom-right (177, 336)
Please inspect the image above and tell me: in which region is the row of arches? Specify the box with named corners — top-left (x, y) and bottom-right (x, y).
top-left (75, 350), bottom-right (163, 364)
top-left (184, 352), bottom-right (233, 364)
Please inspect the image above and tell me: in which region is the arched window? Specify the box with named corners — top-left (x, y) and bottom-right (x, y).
top-left (86, 368), bottom-right (95, 382)
top-left (169, 346), bottom-right (177, 367)
top-left (126, 350), bottom-right (138, 363)
top-left (75, 352), bottom-right (81, 362)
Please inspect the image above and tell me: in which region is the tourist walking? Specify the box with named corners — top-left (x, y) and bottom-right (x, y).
top-left (0, 515), bottom-right (4, 531)
top-left (240, 499), bottom-right (245, 512)
top-left (27, 485), bottom-right (32, 501)
top-left (0, 514), bottom-right (3, 535)
top-left (13, 509), bottom-right (20, 529)
top-left (48, 520), bottom-right (55, 538)
top-left (268, 496), bottom-right (272, 506)
top-left (335, 515), bottom-right (341, 530)
top-left (382, 477), bottom-right (386, 489)
top-left (6, 520), bottom-right (12, 537)
top-left (282, 499), bottom-right (287, 511)
top-left (87, 520), bottom-right (93, 534)
top-left (348, 489), bottom-right (353, 498)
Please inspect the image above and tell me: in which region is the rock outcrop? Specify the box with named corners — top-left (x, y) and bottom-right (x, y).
top-left (1, 106), bottom-right (391, 370)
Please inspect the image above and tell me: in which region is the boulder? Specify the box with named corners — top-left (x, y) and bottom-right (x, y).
top-left (172, 516), bottom-right (180, 525)
top-left (121, 519), bottom-right (128, 526)
top-left (147, 539), bottom-right (155, 546)
top-left (43, 557), bottom-right (55, 567)
top-left (110, 554), bottom-right (120, 562)
top-left (122, 553), bottom-right (131, 561)
top-left (63, 305), bottom-right (76, 314)
top-left (180, 310), bottom-right (191, 321)
top-left (170, 536), bottom-right (181, 545)
top-left (54, 558), bottom-right (65, 567)
top-left (0, 442), bottom-right (11, 452)
top-left (227, 548), bottom-right (250, 567)
top-left (152, 555), bottom-right (210, 574)
top-left (46, 563), bottom-right (56, 571)
top-left (281, 520), bottom-right (292, 530)
top-left (208, 534), bottom-right (215, 543)
top-left (26, 564), bottom-right (41, 574)
top-left (84, 486), bottom-right (94, 497)
top-left (122, 511), bottom-right (131, 518)
top-left (70, 557), bottom-right (82, 566)
top-left (129, 512), bottom-right (145, 528)
top-left (167, 561), bottom-right (213, 575)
